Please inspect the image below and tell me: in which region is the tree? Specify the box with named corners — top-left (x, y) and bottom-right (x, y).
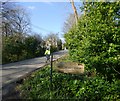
top-left (2, 34), bottom-right (24, 63)
top-left (2, 2), bottom-right (30, 37)
top-left (65, 1), bottom-right (120, 80)
top-left (63, 1), bottom-right (81, 33)
top-left (44, 33), bottom-right (62, 52)
top-left (57, 39), bottom-right (62, 50)
top-left (63, 13), bottom-right (76, 33)
top-left (2, 2), bottom-right (31, 64)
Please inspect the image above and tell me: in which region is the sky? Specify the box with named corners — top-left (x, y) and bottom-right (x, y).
top-left (17, 2), bottom-right (83, 42)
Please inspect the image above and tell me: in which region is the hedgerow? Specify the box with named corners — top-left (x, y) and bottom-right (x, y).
top-left (64, 2), bottom-right (120, 80)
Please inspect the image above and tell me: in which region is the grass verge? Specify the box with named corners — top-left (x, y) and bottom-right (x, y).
top-left (17, 55), bottom-right (120, 100)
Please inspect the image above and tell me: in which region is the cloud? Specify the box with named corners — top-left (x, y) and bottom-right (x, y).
top-left (27, 6), bottom-right (35, 10)
top-left (42, 0), bottom-right (53, 5)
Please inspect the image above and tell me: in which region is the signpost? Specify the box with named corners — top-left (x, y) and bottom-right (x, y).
top-left (50, 52), bottom-right (53, 99)
top-left (50, 53), bottom-right (53, 90)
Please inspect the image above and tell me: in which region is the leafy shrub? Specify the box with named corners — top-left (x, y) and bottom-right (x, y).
top-left (76, 77), bottom-right (120, 100)
top-left (2, 35), bottom-right (45, 64)
top-left (2, 35), bottom-right (24, 63)
top-left (50, 45), bottom-right (58, 53)
top-left (64, 2), bottom-right (120, 80)
top-left (18, 66), bottom-right (120, 100)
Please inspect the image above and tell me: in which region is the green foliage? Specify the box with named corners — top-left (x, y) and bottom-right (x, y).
top-left (2, 32), bottom-right (62, 64)
top-left (18, 66), bottom-right (120, 100)
top-left (76, 77), bottom-right (120, 100)
top-left (2, 2), bottom-right (62, 64)
top-left (2, 2), bottom-right (47, 64)
top-left (24, 36), bottom-right (45, 58)
top-left (50, 45), bottom-right (58, 53)
top-left (2, 35), bottom-right (24, 63)
top-left (57, 39), bottom-right (62, 50)
top-left (2, 34), bottom-right (45, 64)
top-left (48, 39), bottom-right (62, 53)
top-left (64, 2), bottom-right (120, 80)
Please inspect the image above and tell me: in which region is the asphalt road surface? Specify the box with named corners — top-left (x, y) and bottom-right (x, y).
top-left (1, 50), bottom-right (68, 100)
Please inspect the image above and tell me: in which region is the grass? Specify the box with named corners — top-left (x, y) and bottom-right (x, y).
top-left (16, 55), bottom-right (120, 100)
top-left (17, 55), bottom-right (86, 99)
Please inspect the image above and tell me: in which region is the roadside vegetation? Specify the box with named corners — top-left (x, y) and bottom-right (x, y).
top-left (64, 2), bottom-right (120, 81)
top-left (17, 55), bottom-right (120, 100)
top-left (2, 1), bottom-right (120, 100)
top-left (2, 2), bottom-right (62, 64)
top-left (17, 1), bottom-right (120, 100)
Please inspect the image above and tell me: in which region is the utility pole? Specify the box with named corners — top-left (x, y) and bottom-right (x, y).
top-left (70, 0), bottom-right (78, 24)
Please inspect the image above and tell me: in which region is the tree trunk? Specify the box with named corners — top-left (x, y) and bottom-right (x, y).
top-left (70, 0), bottom-right (78, 24)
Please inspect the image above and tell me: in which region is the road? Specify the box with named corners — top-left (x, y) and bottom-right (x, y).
top-left (1, 50), bottom-right (68, 100)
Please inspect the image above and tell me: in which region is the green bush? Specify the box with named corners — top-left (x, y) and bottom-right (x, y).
top-left (18, 66), bottom-right (120, 100)
top-left (2, 35), bottom-right (24, 63)
top-left (50, 45), bottom-right (58, 53)
top-left (2, 35), bottom-right (45, 64)
top-left (64, 2), bottom-right (120, 80)
top-left (76, 77), bottom-right (120, 100)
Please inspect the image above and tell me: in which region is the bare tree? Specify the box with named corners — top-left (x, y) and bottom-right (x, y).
top-left (2, 2), bottom-right (30, 37)
top-left (62, 13), bottom-right (76, 33)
